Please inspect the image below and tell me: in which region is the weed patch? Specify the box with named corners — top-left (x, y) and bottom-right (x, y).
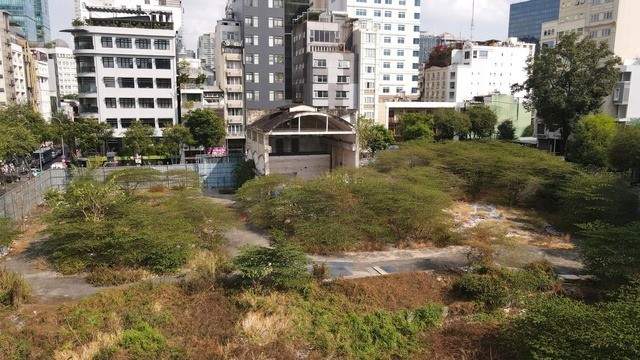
top-left (0, 268), bottom-right (30, 308)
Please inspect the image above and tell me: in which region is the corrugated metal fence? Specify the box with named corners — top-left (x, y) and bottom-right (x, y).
top-left (0, 157), bottom-right (242, 221)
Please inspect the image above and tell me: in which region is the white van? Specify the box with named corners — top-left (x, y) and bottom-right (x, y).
top-left (50, 162), bottom-right (66, 169)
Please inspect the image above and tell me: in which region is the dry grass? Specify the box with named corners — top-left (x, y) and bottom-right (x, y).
top-left (0, 267), bottom-right (31, 307)
top-left (54, 330), bottom-right (122, 360)
top-left (240, 311), bottom-right (292, 346)
top-left (85, 267), bottom-right (148, 286)
top-left (422, 321), bottom-right (504, 360)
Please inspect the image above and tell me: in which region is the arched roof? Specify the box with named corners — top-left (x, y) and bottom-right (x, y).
top-left (249, 110), bottom-right (355, 134)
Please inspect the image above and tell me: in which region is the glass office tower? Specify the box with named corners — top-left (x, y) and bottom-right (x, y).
top-left (508, 0), bottom-right (559, 43)
top-left (0, 0), bottom-right (50, 42)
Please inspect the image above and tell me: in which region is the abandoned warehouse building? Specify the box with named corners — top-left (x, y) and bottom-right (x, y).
top-left (245, 104), bottom-right (359, 179)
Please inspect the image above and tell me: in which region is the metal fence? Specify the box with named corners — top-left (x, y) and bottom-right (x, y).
top-left (0, 169), bottom-right (68, 221)
top-left (0, 157), bottom-right (243, 221)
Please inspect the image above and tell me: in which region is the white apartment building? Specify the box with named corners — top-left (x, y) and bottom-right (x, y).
top-left (213, 17), bottom-right (246, 143)
top-left (326, 0), bottom-right (422, 124)
top-left (67, 5), bottom-right (178, 138)
top-left (0, 11), bottom-right (17, 106)
top-left (423, 39), bottom-right (535, 103)
top-left (38, 44), bottom-right (78, 105)
top-left (33, 49), bottom-right (52, 120)
top-left (613, 59), bottom-right (640, 122)
top-left (10, 43), bottom-right (28, 104)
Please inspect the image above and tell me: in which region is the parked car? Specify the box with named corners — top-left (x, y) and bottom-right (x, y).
top-left (30, 168), bottom-right (41, 178)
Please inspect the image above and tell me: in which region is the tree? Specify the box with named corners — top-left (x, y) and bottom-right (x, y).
top-left (609, 125), bottom-right (640, 183)
top-left (0, 123), bottom-right (38, 161)
top-left (356, 117), bottom-right (395, 154)
top-left (183, 109), bottom-right (226, 149)
top-left (162, 125), bottom-right (193, 164)
top-left (396, 113), bottom-right (434, 141)
top-left (512, 33), bottom-right (621, 152)
top-left (232, 243), bottom-right (311, 291)
top-left (426, 45), bottom-right (453, 68)
top-left (465, 105), bottom-right (497, 138)
top-left (565, 113), bottom-right (616, 168)
top-left (50, 116), bottom-right (113, 156)
top-left (521, 123), bottom-right (534, 137)
top-left (432, 108), bottom-right (471, 140)
top-left (0, 105), bottom-right (49, 144)
top-left (122, 120), bottom-right (154, 157)
top-left (496, 120), bottom-right (517, 140)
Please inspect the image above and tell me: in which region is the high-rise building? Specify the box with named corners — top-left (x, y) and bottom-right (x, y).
top-left (67, 4), bottom-right (179, 140)
top-left (226, 0), bottom-right (288, 110)
top-left (292, 10), bottom-right (355, 111)
top-left (508, 0), bottom-right (560, 43)
top-left (34, 0), bottom-right (49, 42)
top-left (213, 16), bottom-right (246, 144)
top-left (197, 33), bottom-right (214, 69)
top-left (0, 0), bottom-right (50, 42)
top-left (284, 0), bottom-right (309, 99)
top-left (38, 41), bottom-right (78, 105)
top-left (327, 0), bottom-right (421, 124)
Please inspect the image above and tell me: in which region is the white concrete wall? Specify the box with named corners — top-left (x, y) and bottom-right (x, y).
top-left (269, 154), bottom-right (330, 179)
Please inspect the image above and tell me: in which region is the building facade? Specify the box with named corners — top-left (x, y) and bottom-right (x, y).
top-left (422, 39), bottom-right (535, 103)
top-left (292, 11), bottom-right (355, 111)
top-left (327, 0), bottom-right (421, 124)
top-left (213, 16), bottom-right (246, 143)
top-left (226, 0), bottom-right (288, 110)
top-left (419, 32), bottom-right (464, 64)
top-left (68, 5), bottom-right (178, 138)
top-left (39, 44), bottom-right (78, 103)
top-left (197, 33), bottom-right (213, 69)
top-left (508, 0), bottom-right (560, 43)
top-left (613, 59), bottom-right (640, 122)
top-left (0, 11), bottom-right (17, 106)
top-left (0, 0), bottom-right (41, 41)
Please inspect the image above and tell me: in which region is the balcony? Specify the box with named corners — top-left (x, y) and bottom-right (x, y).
top-left (613, 81), bottom-right (630, 105)
top-left (224, 53), bottom-right (242, 61)
top-left (226, 99), bottom-right (243, 108)
top-left (226, 84), bottom-right (242, 92)
top-left (226, 131), bottom-right (245, 139)
top-left (225, 68), bottom-right (242, 77)
top-left (77, 66), bottom-right (95, 74)
top-left (84, 18), bottom-right (174, 30)
top-left (227, 115), bottom-right (244, 124)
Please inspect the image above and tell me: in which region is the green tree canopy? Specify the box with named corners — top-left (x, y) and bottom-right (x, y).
top-left (396, 113), bottom-right (434, 141)
top-left (465, 105), bottom-right (497, 138)
top-left (432, 108), bottom-right (471, 140)
top-left (0, 122), bottom-right (38, 160)
top-left (356, 117), bottom-right (395, 153)
top-left (49, 115), bottom-right (113, 156)
top-left (0, 105), bottom-right (50, 143)
top-left (183, 109), bottom-right (226, 148)
top-left (496, 120), bottom-right (517, 140)
top-left (565, 113), bottom-right (616, 168)
top-left (162, 124), bottom-right (193, 163)
top-left (609, 125), bottom-right (640, 172)
top-left (426, 45), bottom-right (453, 68)
top-left (122, 120), bottom-right (155, 156)
top-left (512, 33), bottom-right (621, 151)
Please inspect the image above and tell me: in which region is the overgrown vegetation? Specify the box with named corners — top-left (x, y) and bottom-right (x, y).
top-left (233, 244), bottom-right (311, 291)
top-left (0, 218), bottom-right (19, 249)
top-left (237, 167), bottom-right (455, 253)
top-left (0, 268), bottom-right (30, 308)
top-left (42, 172), bottom-right (235, 276)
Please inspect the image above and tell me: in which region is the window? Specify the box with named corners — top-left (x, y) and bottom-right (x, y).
top-left (383, 74), bottom-right (390, 81)
top-left (156, 78), bottom-right (172, 88)
top-left (115, 37), bottom-right (131, 48)
top-left (396, 87), bottom-right (404, 93)
top-left (314, 59), bottom-right (327, 67)
top-left (246, 91), bottom-right (259, 101)
top-left (413, 50), bottom-right (419, 57)
top-left (383, 49), bottom-right (391, 56)
top-left (274, 36), bottom-right (283, 46)
top-left (397, 62), bottom-right (404, 69)
top-left (103, 77), bottom-right (115, 87)
top-left (157, 98), bottom-right (173, 108)
top-left (336, 91), bottom-right (348, 99)
top-left (399, 12), bottom-right (406, 18)
top-left (116, 57), bottom-right (133, 68)
top-left (155, 59), bottom-right (171, 69)
top-left (398, 37), bottom-right (405, 44)
top-left (118, 78), bottom-right (135, 88)
top-left (106, 119), bottom-right (118, 128)
top-left (138, 78), bottom-right (153, 88)
top-left (228, 92), bottom-right (242, 100)
top-left (269, 54), bottom-right (284, 65)
top-left (337, 75), bottom-right (349, 83)
top-left (101, 37), bottom-right (112, 48)
top-left (314, 91), bottom-right (328, 98)
top-left (228, 108), bottom-right (243, 116)
top-left (412, 75), bottom-right (418, 81)
top-left (105, 98), bottom-right (116, 108)
top-left (102, 57), bottom-right (114, 68)
top-left (399, 0), bottom-right (405, 4)
top-left (385, 0), bottom-right (391, 3)
top-left (384, 36), bottom-right (391, 43)
top-left (384, 23), bottom-right (391, 30)
top-left (338, 60), bottom-right (350, 68)
top-left (374, 10), bottom-right (381, 17)
top-left (135, 38), bottom-right (150, 49)
top-left (366, 49), bottom-right (377, 57)
top-left (139, 98), bottom-right (154, 108)
top-left (415, 0), bottom-right (420, 5)
top-left (602, 28), bottom-right (611, 37)
top-left (136, 58), bottom-right (152, 69)
top-left (365, 66), bottom-right (374, 73)
top-left (356, 9), bottom-right (367, 16)
top-left (412, 63), bottom-right (419, 69)
top-left (413, 38), bottom-right (419, 44)
top-left (119, 98), bottom-right (135, 108)
top-left (398, 25), bottom-right (405, 31)
top-left (414, 25), bottom-right (420, 32)
top-left (365, 96), bottom-right (374, 104)
top-left (246, 72), bottom-right (259, 83)
top-left (384, 11), bottom-right (391, 17)
top-left (414, 13), bottom-right (420, 19)
top-left (383, 62), bottom-right (390, 68)
top-left (269, 17), bottom-right (283, 28)
top-left (396, 75), bottom-right (403, 81)
top-left (154, 39), bottom-right (170, 50)
top-left (382, 87), bottom-right (390, 93)
top-left (315, 75), bottom-right (328, 83)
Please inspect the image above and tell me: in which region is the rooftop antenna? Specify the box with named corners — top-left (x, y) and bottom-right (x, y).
top-left (470, 0), bottom-right (475, 41)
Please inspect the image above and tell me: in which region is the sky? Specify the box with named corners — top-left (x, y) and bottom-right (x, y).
top-left (50, 0), bottom-right (521, 50)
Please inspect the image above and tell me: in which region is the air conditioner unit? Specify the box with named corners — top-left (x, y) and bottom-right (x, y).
top-left (222, 40), bottom-right (230, 46)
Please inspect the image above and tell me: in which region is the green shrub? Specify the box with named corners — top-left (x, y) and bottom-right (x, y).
top-left (0, 267), bottom-right (31, 308)
top-left (503, 290), bottom-right (640, 360)
top-left (577, 222), bottom-right (640, 288)
top-left (107, 168), bottom-right (163, 195)
top-left (233, 159), bottom-right (256, 188)
top-left (0, 217), bottom-right (19, 249)
top-left (233, 243), bottom-right (311, 291)
top-left (119, 322), bottom-right (183, 359)
top-left (454, 263), bottom-right (557, 310)
top-left (558, 171), bottom-right (639, 230)
top-left (164, 169), bottom-right (200, 190)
